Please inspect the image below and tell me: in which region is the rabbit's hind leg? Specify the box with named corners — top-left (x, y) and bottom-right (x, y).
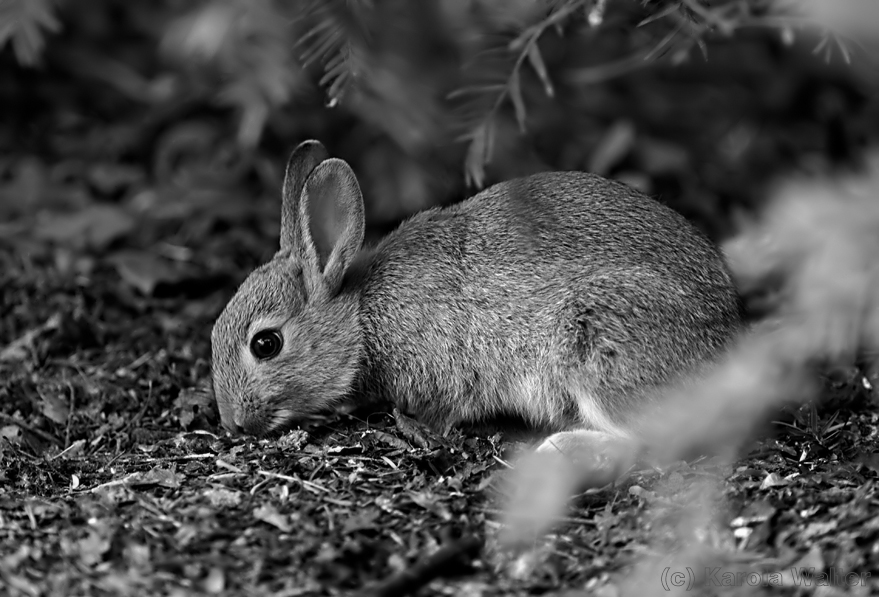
top-left (543, 372), bottom-right (641, 489)
top-left (499, 429), bottom-right (639, 547)
top-left (536, 429), bottom-right (638, 490)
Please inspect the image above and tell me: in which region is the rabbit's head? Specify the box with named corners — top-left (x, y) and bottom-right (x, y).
top-left (211, 141), bottom-right (366, 436)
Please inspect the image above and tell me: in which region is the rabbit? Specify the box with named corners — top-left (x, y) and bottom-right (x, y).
top-left (211, 140), bottom-right (742, 486)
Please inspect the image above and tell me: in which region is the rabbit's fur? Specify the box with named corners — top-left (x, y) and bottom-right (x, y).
top-left (212, 141), bottom-right (742, 468)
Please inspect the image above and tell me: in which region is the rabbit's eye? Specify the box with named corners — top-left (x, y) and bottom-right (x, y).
top-left (250, 330), bottom-right (283, 360)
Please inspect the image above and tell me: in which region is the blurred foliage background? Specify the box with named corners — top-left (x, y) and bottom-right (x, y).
top-left (3, 4), bottom-right (879, 594)
top-left (1, 0), bottom-right (877, 247)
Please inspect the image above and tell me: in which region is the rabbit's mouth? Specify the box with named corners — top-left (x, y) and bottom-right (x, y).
top-left (231, 408), bottom-right (291, 437)
top-left (255, 406), bottom-right (333, 436)
top-left (234, 391), bottom-right (344, 436)
top-left (234, 410), bottom-right (272, 437)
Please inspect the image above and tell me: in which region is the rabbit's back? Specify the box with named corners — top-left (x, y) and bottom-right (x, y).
top-left (354, 172), bottom-right (741, 433)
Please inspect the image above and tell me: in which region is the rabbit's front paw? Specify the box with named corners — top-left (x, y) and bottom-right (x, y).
top-left (392, 406), bottom-right (452, 450)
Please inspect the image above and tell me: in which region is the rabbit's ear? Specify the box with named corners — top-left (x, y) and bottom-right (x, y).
top-left (299, 158), bottom-right (365, 294)
top-left (281, 140), bottom-right (329, 251)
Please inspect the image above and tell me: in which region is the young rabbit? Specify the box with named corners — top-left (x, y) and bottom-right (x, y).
top-left (211, 140), bottom-right (742, 486)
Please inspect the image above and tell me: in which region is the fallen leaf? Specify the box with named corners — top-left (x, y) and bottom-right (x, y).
top-left (342, 507), bottom-right (380, 534)
top-left (803, 520), bottom-right (838, 540)
top-left (203, 567), bottom-right (225, 594)
top-left (370, 430), bottom-right (411, 451)
top-left (734, 499), bottom-right (777, 525)
top-left (175, 383), bottom-right (217, 429)
top-left (760, 472), bottom-right (789, 489)
top-left (855, 451), bottom-right (879, 474)
top-left (0, 426), bottom-right (20, 459)
top-left (78, 529), bottom-right (112, 566)
top-left (130, 187), bottom-right (254, 225)
top-left (127, 467), bottom-right (181, 489)
top-left (408, 491), bottom-right (452, 521)
top-left (109, 250), bottom-right (188, 295)
top-left (628, 485), bottom-right (651, 499)
top-left (0, 426), bottom-right (22, 446)
top-left (0, 313), bottom-right (61, 362)
top-left (253, 503), bottom-right (291, 532)
top-left (34, 204), bottom-right (135, 251)
top-left (40, 393), bottom-right (70, 424)
top-left (204, 488), bottom-right (242, 508)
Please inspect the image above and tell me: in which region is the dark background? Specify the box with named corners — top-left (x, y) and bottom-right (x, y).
top-left (2, 1), bottom-right (878, 595)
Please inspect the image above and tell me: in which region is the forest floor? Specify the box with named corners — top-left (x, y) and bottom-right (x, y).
top-left (3, 245), bottom-right (879, 597)
top-left (3, 50), bottom-right (879, 597)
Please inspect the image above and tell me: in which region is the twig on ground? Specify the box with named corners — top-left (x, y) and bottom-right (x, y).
top-left (257, 469), bottom-right (330, 493)
top-left (0, 413), bottom-right (61, 446)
